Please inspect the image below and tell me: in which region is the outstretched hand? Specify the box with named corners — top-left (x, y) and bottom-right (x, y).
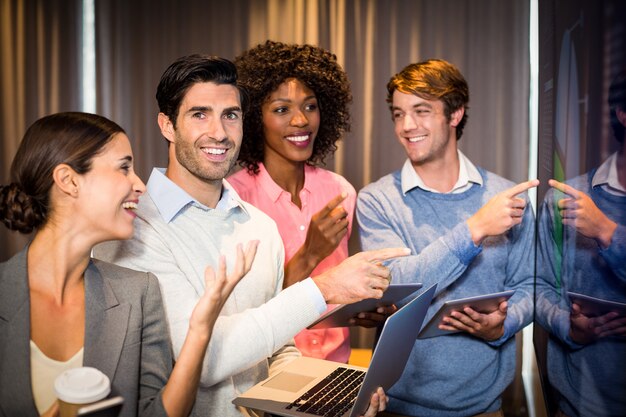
top-left (189, 240), bottom-right (259, 334)
top-left (549, 179), bottom-right (618, 249)
top-left (439, 301), bottom-right (508, 341)
top-left (467, 179), bottom-right (539, 245)
top-left (313, 247), bottom-right (411, 305)
top-left (162, 240), bottom-right (259, 417)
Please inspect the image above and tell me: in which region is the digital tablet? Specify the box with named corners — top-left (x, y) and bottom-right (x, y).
top-left (567, 291), bottom-right (626, 317)
top-left (417, 290), bottom-right (515, 339)
top-left (307, 284), bottom-right (423, 329)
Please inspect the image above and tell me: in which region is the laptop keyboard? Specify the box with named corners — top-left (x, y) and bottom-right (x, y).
top-left (285, 367), bottom-right (366, 417)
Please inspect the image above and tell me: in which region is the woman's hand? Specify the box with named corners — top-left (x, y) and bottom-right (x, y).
top-left (40, 401), bottom-right (59, 417)
top-left (284, 194), bottom-right (349, 286)
top-left (164, 240), bottom-right (259, 417)
top-left (304, 193), bottom-right (349, 263)
top-left (189, 240), bottom-right (260, 334)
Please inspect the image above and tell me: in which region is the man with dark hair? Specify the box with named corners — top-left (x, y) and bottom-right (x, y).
top-left (536, 70), bottom-right (626, 417)
top-left (96, 54), bottom-right (404, 416)
top-left (357, 59), bottom-right (538, 416)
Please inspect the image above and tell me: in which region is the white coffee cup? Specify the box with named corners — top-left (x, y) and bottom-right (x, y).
top-left (54, 367), bottom-right (111, 417)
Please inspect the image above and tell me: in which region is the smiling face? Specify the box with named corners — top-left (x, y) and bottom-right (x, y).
top-left (76, 133), bottom-right (145, 242)
top-left (160, 82), bottom-right (243, 195)
top-left (261, 78), bottom-right (320, 167)
top-left (391, 90), bottom-right (462, 167)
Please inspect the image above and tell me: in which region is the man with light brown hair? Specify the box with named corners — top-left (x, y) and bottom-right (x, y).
top-left (357, 59), bottom-right (538, 416)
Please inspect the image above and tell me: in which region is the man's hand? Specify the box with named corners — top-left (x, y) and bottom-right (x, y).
top-left (349, 305), bottom-right (398, 328)
top-left (549, 179), bottom-right (618, 249)
top-left (313, 247), bottom-right (410, 304)
top-left (358, 387), bottom-right (388, 417)
top-left (569, 303), bottom-right (626, 345)
top-left (467, 179), bottom-right (539, 245)
top-left (439, 301), bottom-right (508, 341)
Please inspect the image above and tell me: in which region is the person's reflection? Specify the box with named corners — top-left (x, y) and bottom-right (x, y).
top-left (536, 71), bottom-right (626, 417)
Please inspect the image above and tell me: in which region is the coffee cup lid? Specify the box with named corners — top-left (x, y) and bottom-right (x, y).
top-left (54, 367), bottom-right (111, 404)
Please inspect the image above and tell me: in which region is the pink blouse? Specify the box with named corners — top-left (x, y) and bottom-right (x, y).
top-left (227, 163), bottom-right (356, 363)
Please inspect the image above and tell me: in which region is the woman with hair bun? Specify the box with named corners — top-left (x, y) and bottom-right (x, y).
top-left (228, 41), bottom-right (357, 363)
top-left (0, 112), bottom-right (257, 417)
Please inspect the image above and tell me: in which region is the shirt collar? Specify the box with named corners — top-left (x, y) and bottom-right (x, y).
top-left (255, 163), bottom-right (285, 203)
top-left (401, 150), bottom-right (483, 195)
top-left (592, 152), bottom-right (626, 193)
top-left (146, 167), bottom-right (247, 223)
top-left (255, 162), bottom-right (312, 203)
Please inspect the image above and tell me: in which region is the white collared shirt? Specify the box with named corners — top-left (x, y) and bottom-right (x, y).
top-left (146, 167), bottom-right (326, 313)
top-left (401, 150), bottom-right (483, 195)
top-left (592, 152), bottom-right (626, 195)
top-left (147, 167), bottom-right (244, 223)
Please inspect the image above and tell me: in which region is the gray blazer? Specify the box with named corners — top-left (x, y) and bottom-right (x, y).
top-left (0, 248), bottom-right (171, 417)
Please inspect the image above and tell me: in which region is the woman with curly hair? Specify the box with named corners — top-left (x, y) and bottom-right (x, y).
top-left (228, 40), bottom-right (355, 363)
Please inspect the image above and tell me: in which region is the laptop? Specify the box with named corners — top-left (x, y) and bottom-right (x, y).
top-left (233, 283), bottom-right (437, 417)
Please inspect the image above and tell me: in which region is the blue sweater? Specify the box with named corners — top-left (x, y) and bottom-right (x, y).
top-left (357, 167), bottom-right (535, 416)
top-left (535, 170), bottom-right (626, 417)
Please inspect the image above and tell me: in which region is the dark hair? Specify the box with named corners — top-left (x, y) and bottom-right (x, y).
top-left (0, 112), bottom-right (124, 233)
top-left (387, 59), bottom-right (469, 140)
top-left (235, 40), bottom-right (352, 174)
top-left (156, 54), bottom-right (247, 128)
top-left (609, 70), bottom-right (626, 144)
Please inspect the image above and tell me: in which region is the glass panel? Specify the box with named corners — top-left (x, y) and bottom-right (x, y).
top-left (535, 1), bottom-right (626, 416)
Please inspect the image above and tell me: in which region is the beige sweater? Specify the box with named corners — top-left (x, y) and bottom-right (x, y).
top-left (95, 170), bottom-right (323, 417)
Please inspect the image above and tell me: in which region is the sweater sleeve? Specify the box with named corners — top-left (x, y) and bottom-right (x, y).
top-left (490, 196), bottom-right (536, 345)
top-left (356, 186), bottom-right (481, 297)
top-left (266, 231), bottom-right (302, 376)
top-left (599, 223), bottom-right (626, 281)
top-left (95, 219), bottom-right (321, 389)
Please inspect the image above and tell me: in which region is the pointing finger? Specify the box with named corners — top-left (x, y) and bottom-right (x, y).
top-left (502, 179), bottom-right (540, 198)
top-left (549, 179), bottom-right (581, 199)
top-left (319, 193), bottom-right (348, 217)
top-left (362, 247), bottom-right (411, 263)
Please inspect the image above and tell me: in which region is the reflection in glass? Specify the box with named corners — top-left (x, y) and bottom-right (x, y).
top-left (536, 70), bottom-right (626, 416)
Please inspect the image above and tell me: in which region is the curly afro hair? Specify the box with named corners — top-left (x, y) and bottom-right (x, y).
top-left (235, 40), bottom-right (352, 174)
